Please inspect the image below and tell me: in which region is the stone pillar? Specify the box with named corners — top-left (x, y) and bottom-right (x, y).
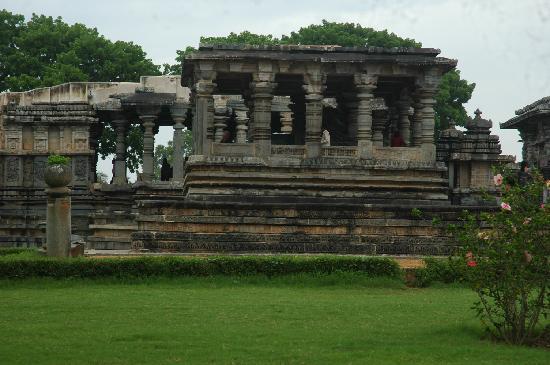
top-left (411, 94), bottom-right (423, 147)
top-left (171, 104), bottom-right (188, 181)
top-left (343, 93), bottom-right (358, 145)
top-left (194, 79), bottom-right (216, 155)
top-left (214, 106), bottom-right (228, 142)
top-left (372, 110), bottom-right (388, 147)
top-left (280, 111), bottom-right (293, 134)
top-left (354, 74), bottom-right (377, 158)
top-left (235, 106), bottom-right (250, 143)
top-left (418, 88), bottom-right (438, 160)
top-left (397, 89), bottom-right (412, 146)
top-left (140, 116), bottom-right (156, 183)
top-left (303, 70), bottom-right (325, 158)
top-left (250, 80), bottom-right (276, 158)
top-left (112, 119), bottom-right (128, 185)
top-left (44, 165), bottom-right (72, 257)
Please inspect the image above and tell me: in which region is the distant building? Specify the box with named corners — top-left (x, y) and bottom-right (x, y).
top-left (501, 97), bottom-right (550, 179)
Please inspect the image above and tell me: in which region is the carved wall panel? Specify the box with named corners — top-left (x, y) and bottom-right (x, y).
top-left (5, 127), bottom-right (22, 151)
top-left (33, 157), bottom-right (47, 187)
top-left (34, 127), bottom-right (48, 152)
top-left (73, 156), bottom-right (89, 185)
top-left (5, 156), bottom-right (21, 186)
top-left (72, 128), bottom-right (88, 151)
top-left (23, 157), bottom-right (33, 187)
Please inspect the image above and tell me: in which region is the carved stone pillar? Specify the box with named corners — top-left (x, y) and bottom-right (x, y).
top-left (234, 106), bottom-right (250, 143)
top-left (418, 88), bottom-right (438, 159)
top-left (280, 111), bottom-right (293, 134)
top-left (250, 80), bottom-right (276, 158)
top-left (397, 89), bottom-right (412, 146)
top-left (410, 92), bottom-right (423, 147)
top-left (112, 119), bottom-right (128, 185)
top-left (214, 106), bottom-right (228, 142)
top-left (140, 116), bottom-right (156, 183)
top-left (354, 74), bottom-right (377, 158)
top-left (303, 70), bottom-right (325, 158)
top-left (194, 79), bottom-right (216, 156)
top-left (343, 93), bottom-right (358, 145)
top-left (171, 103), bottom-right (188, 181)
top-left (372, 98), bottom-right (388, 147)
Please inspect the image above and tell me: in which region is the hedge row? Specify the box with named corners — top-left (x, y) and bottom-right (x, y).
top-left (411, 257), bottom-right (465, 287)
top-left (0, 248), bottom-right (36, 256)
top-left (0, 254), bottom-right (401, 279)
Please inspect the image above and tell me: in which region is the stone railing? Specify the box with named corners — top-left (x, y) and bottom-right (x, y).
top-left (271, 145), bottom-right (306, 157)
top-left (321, 146), bottom-right (358, 158)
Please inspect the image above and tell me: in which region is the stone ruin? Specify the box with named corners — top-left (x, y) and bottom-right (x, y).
top-left (0, 44), bottom-right (513, 254)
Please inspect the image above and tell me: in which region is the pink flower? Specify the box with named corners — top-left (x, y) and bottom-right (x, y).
top-left (523, 218), bottom-right (532, 225)
top-left (500, 202), bottom-right (511, 211)
top-left (541, 204), bottom-right (545, 209)
top-left (467, 260), bottom-right (477, 267)
top-left (523, 251), bottom-right (533, 264)
top-left (493, 174), bottom-right (503, 186)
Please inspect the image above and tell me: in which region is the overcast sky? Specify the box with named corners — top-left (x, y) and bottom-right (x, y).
top-left (3, 0), bottom-right (549, 178)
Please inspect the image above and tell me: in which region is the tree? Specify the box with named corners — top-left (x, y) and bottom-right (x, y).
top-left (0, 11), bottom-right (160, 92)
top-left (0, 10), bottom-right (161, 175)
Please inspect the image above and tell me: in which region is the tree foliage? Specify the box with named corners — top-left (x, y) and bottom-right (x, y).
top-left (0, 10), bottom-right (160, 92)
top-left (97, 124), bottom-right (144, 174)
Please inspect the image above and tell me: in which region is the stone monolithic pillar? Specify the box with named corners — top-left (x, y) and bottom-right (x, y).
top-left (234, 106), bottom-right (250, 144)
top-left (214, 106), bottom-right (228, 142)
top-left (250, 80), bottom-right (276, 158)
top-left (46, 186), bottom-right (71, 257)
top-left (303, 70), bottom-right (325, 158)
top-left (397, 89), bottom-right (412, 146)
top-left (140, 116), bottom-right (156, 183)
top-left (171, 103), bottom-right (188, 181)
top-left (354, 74), bottom-right (377, 158)
top-left (112, 118), bottom-right (128, 185)
top-left (417, 88), bottom-right (438, 160)
top-left (194, 79), bottom-right (216, 156)
top-left (411, 92), bottom-right (423, 147)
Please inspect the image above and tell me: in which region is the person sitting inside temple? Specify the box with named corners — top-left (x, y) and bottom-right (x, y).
top-left (160, 157), bottom-right (173, 181)
top-left (390, 130), bottom-right (406, 147)
top-left (220, 129), bottom-right (233, 143)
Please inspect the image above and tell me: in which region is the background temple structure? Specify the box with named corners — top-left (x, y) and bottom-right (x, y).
top-left (0, 45), bottom-right (513, 254)
top-left (501, 96), bottom-right (550, 179)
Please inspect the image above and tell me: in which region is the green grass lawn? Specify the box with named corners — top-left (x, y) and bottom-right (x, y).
top-left (0, 275), bottom-right (547, 365)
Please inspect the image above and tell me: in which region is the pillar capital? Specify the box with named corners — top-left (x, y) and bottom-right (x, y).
top-left (250, 81), bottom-right (277, 98)
top-left (195, 80), bottom-right (216, 96)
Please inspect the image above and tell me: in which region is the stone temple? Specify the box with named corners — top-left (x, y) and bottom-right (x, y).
top-left (501, 97), bottom-right (550, 179)
top-left (0, 44), bottom-right (512, 254)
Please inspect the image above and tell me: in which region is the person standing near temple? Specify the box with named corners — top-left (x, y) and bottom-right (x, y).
top-left (517, 161), bottom-right (533, 187)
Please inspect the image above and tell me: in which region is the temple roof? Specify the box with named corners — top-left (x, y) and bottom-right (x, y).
top-left (182, 44), bottom-right (457, 84)
top-left (500, 96), bottom-right (550, 129)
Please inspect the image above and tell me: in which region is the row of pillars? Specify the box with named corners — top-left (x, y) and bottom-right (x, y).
top-left (110, 105), bottom-right (188, 185)
top-left (192, 72), bottom-right (438, 159)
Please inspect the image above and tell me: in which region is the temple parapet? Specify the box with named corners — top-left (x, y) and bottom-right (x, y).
top-left (437, 109), bottom-right (514, 205)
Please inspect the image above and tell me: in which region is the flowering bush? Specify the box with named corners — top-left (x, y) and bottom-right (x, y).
top-left (451, 169), bottom-right (549, 345)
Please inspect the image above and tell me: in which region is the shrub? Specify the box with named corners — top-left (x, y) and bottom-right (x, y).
top-left (450, 169), bottom-right (550, 345)
top-left (0, 255), bottom-right (401, 280)
top-left (47, 154), bottom-right (70, 166)
top-left (412, 257), bottom-right (465, 287)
